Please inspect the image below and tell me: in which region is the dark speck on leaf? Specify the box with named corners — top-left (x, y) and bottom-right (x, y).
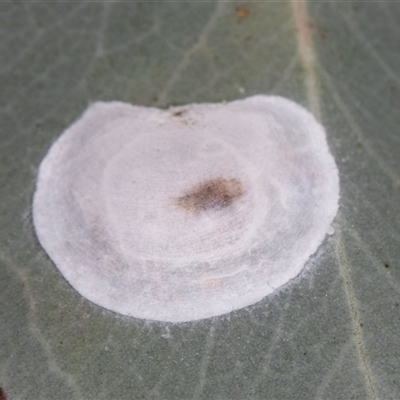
top-left (235, 5), bottom-right (249, 19)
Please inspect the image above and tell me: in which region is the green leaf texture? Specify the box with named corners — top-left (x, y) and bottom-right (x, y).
top-left (1, 2), bottom-right (399, 399)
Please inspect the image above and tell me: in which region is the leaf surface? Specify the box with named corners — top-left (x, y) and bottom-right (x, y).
top-left (1, 2), bottom-right (399, 399)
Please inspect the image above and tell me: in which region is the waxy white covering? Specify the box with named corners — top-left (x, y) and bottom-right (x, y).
top-left (33, 96), bottom-right (339, 322)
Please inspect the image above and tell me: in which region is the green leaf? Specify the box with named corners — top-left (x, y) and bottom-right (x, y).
top-left (1, 2), bottom-right (399, 399)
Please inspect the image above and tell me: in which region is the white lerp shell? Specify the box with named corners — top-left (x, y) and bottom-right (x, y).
top-left (33, 96), bottom-right (339, 322)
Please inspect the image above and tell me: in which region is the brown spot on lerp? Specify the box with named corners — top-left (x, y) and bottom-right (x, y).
top-left (174, 177), bottom-right (244, 213)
